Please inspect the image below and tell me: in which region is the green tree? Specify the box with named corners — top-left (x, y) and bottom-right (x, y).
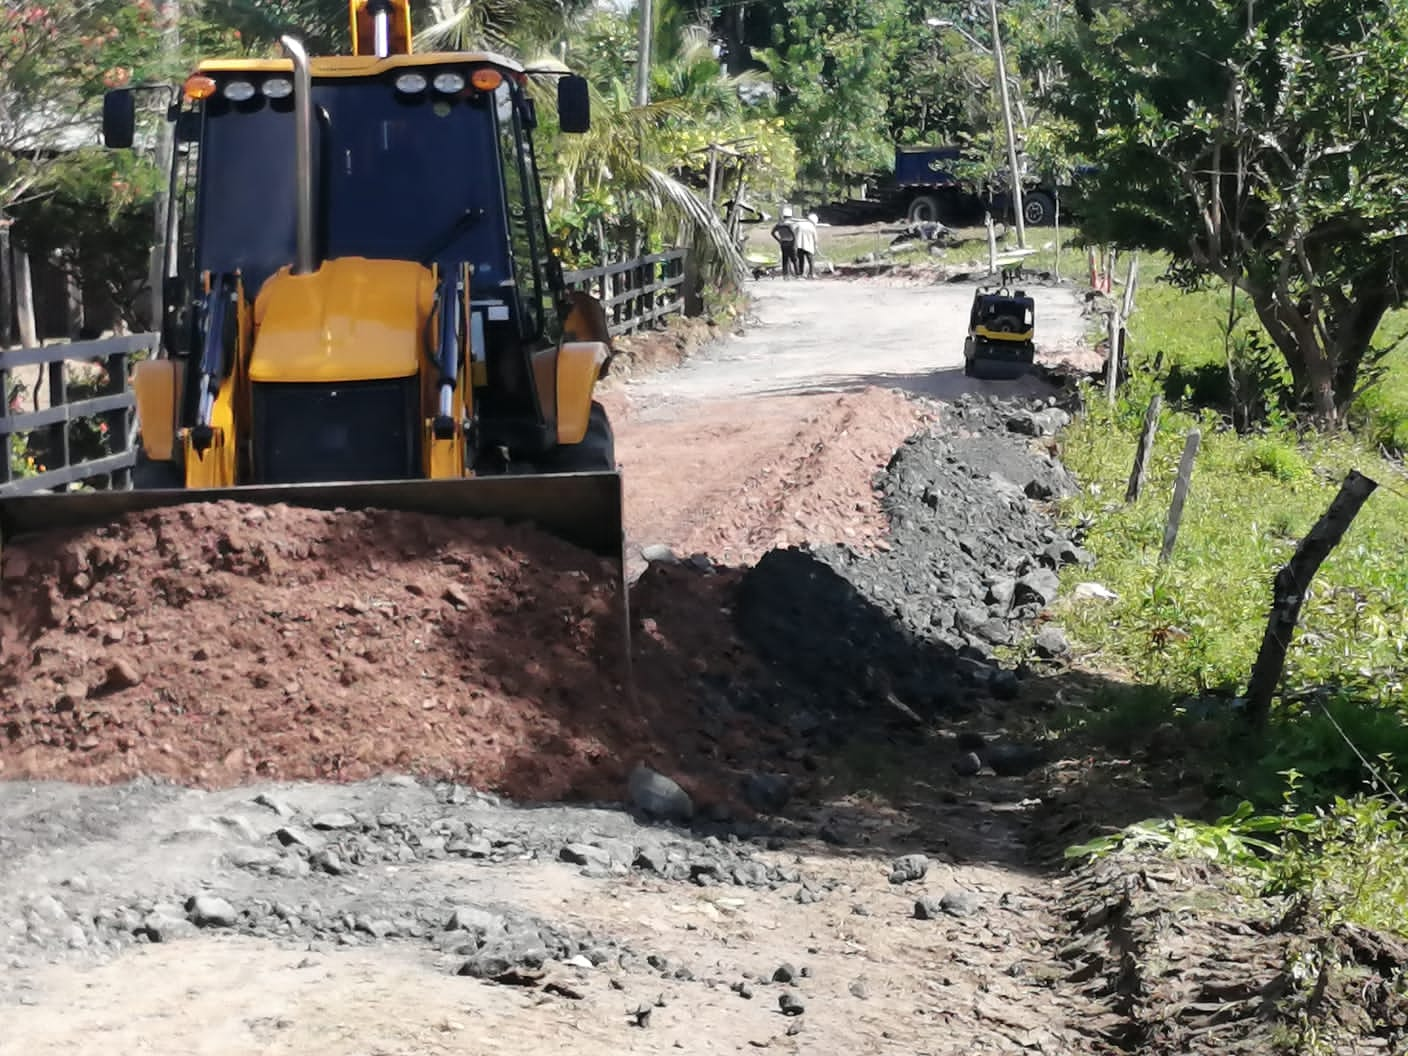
top-left (0, 0), bottom-right (164, 212)
top-left (756, 0), bottom-right (904, 189)
top-left (1052, 0), bottom-right (1408, 426)
top-left (416, 0), bottom-right (596, 54)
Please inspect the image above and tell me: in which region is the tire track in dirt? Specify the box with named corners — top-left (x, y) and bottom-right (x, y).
top-left (606, 387), bottom-right (931, 573)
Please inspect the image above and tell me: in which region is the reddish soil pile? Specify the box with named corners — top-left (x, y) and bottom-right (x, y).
top-left (0, 502), bottom-right (770, 804)
top-left (613, 386), bottom-right (932, 566)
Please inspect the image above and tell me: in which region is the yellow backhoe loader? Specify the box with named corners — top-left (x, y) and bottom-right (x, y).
top-left (0, 2), bottom-right (633, 651)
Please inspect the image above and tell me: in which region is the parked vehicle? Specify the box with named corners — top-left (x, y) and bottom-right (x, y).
top-left (893, 145), bottom-right (1085, 227)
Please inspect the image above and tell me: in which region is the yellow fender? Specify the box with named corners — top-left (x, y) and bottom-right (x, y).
top-left (974, 325), bottom-right (1034, 342)
top-left (132, 358), bottom-right (183, 462)
top-left (556, 341), bottom-right (609, 444)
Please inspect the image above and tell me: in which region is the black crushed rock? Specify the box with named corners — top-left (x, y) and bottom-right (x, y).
top-left (735, 395), bottom-right (1091, 715)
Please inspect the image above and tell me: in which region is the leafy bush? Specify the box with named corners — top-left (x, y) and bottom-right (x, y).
top-left (1244, 438), bottom-right (1310, 483)
top-left (1067, 780), bottom-right (1408, 939)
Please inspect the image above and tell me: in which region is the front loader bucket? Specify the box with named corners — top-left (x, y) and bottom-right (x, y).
top-left (0, 471), bottom-right (624, 557)
top-left (0, 471), bottom-right (633, 689)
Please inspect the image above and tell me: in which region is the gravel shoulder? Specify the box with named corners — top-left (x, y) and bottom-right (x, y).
top-left (0, 774), bottom-right (1106, 1056)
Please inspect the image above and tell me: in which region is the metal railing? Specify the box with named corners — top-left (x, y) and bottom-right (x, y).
top-left (562, 249), bottom-right (687, 337)
top-left (0, 332), bottom-right (153, 497)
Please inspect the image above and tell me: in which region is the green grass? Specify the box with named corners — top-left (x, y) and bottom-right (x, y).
top-left (1058, 387), bottom-right (1408, 715)
top-left (1056, 378), bottom-right (1408, 935)
top-left (1031, 241), bottom-right (1408, 942)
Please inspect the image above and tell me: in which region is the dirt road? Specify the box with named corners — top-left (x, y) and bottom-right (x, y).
top-left (623, 276), bottom-right (1088, 407)
top-left (2, 273), bottom-right (1134, 1056)
top-left (607, 276), bottom-right (1089, 572)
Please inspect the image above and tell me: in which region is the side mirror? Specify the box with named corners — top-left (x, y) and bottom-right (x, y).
top-left (557, 75), bottom-right (590, 134)
top-left (103, 89), bottom-right (136, 149)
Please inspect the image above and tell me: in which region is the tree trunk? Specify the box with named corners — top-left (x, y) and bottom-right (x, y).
top-left (1248, 277), bottom-right (1392, 428)
top-left (15, 250), bottom-right (38, 349)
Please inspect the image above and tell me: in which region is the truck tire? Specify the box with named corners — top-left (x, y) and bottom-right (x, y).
top-left (546, 401), bottom-right (616, 472)
top-left (907, 195), bottom-right (942, 224)
top-left (1021, 191), bottom-right (1056, 227)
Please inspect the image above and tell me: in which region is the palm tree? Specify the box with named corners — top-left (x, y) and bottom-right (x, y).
top-left (416, 0), bottom-right (595, 55)
top-left (650, 25), bottom-right (768, 120)
top-left (540, 83), bottom-right (750, 283)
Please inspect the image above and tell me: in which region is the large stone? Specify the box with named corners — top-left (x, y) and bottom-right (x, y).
top-left (1014, 569), bottom-right (1060, 607)
top-left (186, 894), bottom-right (238, 928)
top-left (445, 905), bottom-right (508, 937)
top-left (142, 910), bottom-right (197, 943)
top-left (560, 843), bottom-right (611, 868)
top-left (742, 772), bottom-right (792, 814)
top-left (1007, 408), bottom-right (1070, 437)
top-left (312, 811), bottom-right (359, 831)
top-left (1032, 625), bottom-right (1070, 658)
top-left (984, 741), bottom-right (1042, 777)
top-left (888, 854), bottom-right (929, 884)
top-left (939, 889), bottom-right (983, 918)
top-left (628, 764), bottom-right (693, 823)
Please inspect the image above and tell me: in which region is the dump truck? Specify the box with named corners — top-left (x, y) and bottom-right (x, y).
top-left (894, 145), bottom-right (1070, 227)
top-left (0, 1), bottom-right (634, 639)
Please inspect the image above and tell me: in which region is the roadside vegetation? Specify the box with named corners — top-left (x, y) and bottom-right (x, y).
top-left (1050, 254), bottom-right (1408, 938)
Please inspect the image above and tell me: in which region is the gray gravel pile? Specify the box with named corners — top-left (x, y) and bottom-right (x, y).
top-left (0, 777), bottom-right (835, 989)
top-left (735, 394), bottom-right (1089, 711)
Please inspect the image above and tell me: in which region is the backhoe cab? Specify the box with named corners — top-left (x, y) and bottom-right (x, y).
top-left (41, 0), bottom-right (622, 557)
top-left (963, 286), bottom-right (1035, 380)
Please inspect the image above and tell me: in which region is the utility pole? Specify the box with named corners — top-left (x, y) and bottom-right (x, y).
top-left (635, 0), bottom-right (653, 107)
top-left (988, 0), bottom-right (1025, 248)
top-left (148, 0), bottom-right (181, 332)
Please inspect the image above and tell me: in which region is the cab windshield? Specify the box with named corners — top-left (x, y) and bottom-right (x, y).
top-left (190, 73), bottom-right (531, 307)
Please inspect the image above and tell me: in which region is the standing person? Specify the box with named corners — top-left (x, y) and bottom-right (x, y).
top-left (794, 212), bottom-right (819, 278)
top-left (771, 206), bottom-right (798, 278)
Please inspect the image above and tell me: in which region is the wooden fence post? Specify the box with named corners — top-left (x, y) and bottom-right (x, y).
top-left (47, 357), bottom-right (70, 492)
top-left (1159, 428), bottom-right (1201, 563)
top-left (1104, 307), bottom-right (1121, 405)
top-left (1244, 471), bottom-right (1379, 728)
top-left (103, 345), bottom-right (132, 489)
top-left (1125, 394), bottom-right (1162, 503)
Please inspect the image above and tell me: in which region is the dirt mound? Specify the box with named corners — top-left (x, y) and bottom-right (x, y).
top-left (0, 502), bottom-right (762, 803)
top-left (601, 316), bottom-right (721, 381)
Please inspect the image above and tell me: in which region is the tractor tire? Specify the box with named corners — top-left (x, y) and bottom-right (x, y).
top-left (546, 401), bottom-right (616, 472)
top-left (906, 195), bottom-right (942, 224)
top-left (1021, 191), bottom-right (1056, 227)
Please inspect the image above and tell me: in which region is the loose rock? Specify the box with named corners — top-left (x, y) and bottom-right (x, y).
top-left (185, 894), bottom-right (237, 928)
top-left (1033, 625), bottom-right (1070, 658)
top-left (628, 764), bottom-right (694, 823)
top-left (938, 889), bottom-right (983, 918)
top-left (888, 854), bottom-right (929, 884)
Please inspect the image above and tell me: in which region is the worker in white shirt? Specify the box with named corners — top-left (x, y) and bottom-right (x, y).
top-left (794, 212), bottom-right (819, 278)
